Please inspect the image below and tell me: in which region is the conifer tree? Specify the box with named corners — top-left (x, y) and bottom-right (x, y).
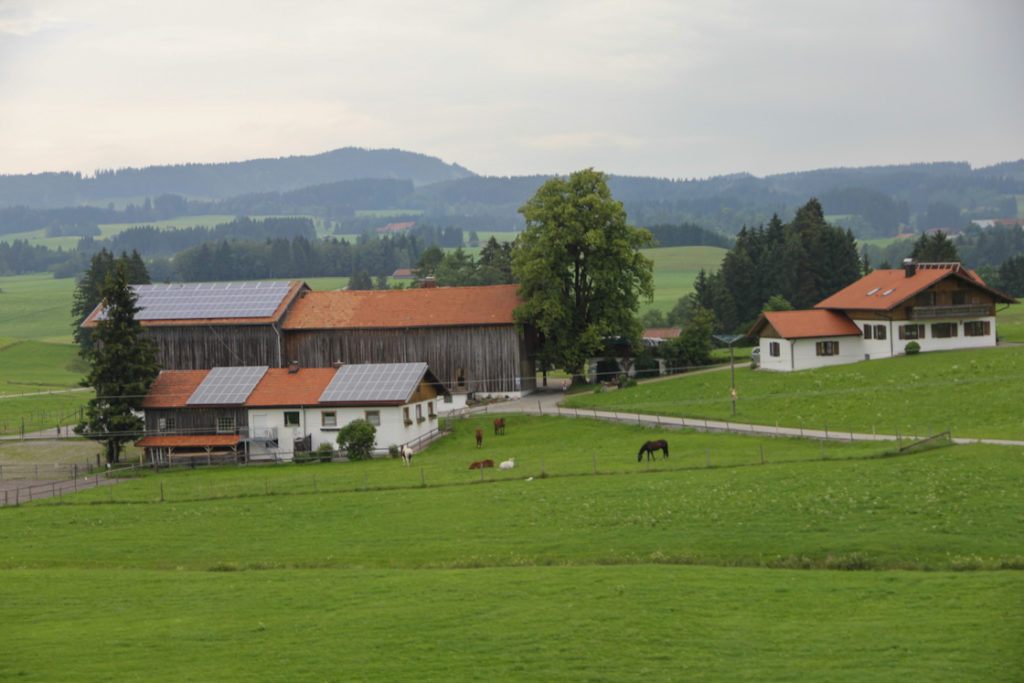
top-left (75, 262), bottom-right (160, 464)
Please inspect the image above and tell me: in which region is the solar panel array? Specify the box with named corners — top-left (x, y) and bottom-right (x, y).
top-left (117, 281), bottom-right (295, 321)
top-left (188, 366), bottom-right (269, 405)
top-left (319, 363), bottom-right (427, 403)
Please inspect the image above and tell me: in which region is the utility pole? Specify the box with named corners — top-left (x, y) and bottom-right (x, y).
top-left (713, 334), bottom-right (744, 416)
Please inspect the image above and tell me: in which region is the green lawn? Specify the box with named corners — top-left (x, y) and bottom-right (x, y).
top-left (567, 345), bottom-right (1024, 440)
top-left (2, 414), bottom-right (1021, 679)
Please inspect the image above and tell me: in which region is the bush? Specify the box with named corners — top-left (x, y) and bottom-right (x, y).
top-left (904, 341), bottom-right (921, 355)
top-left (316, 443), bottom-right (334, 462)
top-left (388, 444), bottom-right (401, 459)
top-left (336, 419), bottom-right (377, 461)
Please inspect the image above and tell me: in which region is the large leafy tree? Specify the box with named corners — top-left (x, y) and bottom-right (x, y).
top-left (75, 262), bottom-right (160, 464)
top-left (513, 169), bottom-right (654, 381)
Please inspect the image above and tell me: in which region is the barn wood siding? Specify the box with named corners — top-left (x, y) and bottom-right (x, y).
top-left (145, 325), bottom-right (281, 370)
top-left (144, 407), bottom-right (249, 434)
top-left (285, 325), bottom-right (532, 394)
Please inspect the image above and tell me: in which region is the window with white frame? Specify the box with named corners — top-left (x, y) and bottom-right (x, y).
top-left (158, 417), bottom-right (176, 432)
top-left (365, 410), bottom-right (380, 426)
top-left (284, 411), bottom-right (300, 427)
top-left (416, 404), bottom-right (424, 422)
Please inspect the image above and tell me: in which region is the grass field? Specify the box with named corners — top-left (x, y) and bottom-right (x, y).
top-left (640, 245), bottom-right (726, 313)
top-left (568, 345), bottom-right (1024, 440)
top-left (2, 414), bottom-right (1022, 679)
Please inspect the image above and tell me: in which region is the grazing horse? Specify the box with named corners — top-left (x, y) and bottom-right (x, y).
top-left (475, 429), bottom-right (483, 448)
top-left (493, 417), bottom-right (506, 435)
top-left (637, 439), bottom-right (669, 462)
top-left (400, 445), bottom-right (412, 467)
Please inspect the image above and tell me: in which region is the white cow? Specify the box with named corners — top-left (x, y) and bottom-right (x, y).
top-left (498, 457), bottom-right (515, 470)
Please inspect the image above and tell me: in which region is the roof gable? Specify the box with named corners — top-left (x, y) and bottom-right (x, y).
top-left (815, 264), bottom-right (1016, 311)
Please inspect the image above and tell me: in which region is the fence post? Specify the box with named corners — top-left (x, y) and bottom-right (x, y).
top-left (760, 444), bottom-right (764, 464)
top-left (705, 448), bottom-right (710, 467)
top-left (160, 481), bottom-right (164, 502)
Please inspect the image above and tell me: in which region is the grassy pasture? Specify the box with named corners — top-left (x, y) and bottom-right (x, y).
top-left (640, 245), bottom-right (726, 313)
top-left (567, 345), bottom-right (1024, 440)
top-left (0, 273), bottom-right (77, 343)
top-left (1, 414), bottom-right (1022, 679)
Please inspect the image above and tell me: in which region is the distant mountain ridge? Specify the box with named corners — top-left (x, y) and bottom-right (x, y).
top-left (0, 147), bottom-right (475, 208)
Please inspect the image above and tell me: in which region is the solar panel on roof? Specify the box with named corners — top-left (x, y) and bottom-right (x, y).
top-left (97, 281), bottom-right (295, 321)
top-left (319, 363), bottom-right (427, 403)
top-left (188, 366), bottom-right (269, 405)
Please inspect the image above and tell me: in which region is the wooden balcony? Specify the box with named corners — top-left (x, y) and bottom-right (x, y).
top-left (910, 304), bottom-right (990, 320)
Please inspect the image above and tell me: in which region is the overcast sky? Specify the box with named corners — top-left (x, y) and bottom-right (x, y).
top-left (1, 0), bottom-right (1022, 180)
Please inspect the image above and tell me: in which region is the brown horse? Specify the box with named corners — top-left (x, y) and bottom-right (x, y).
top-left (475, 429), bottom-right (483, 448)
top-left (494, 417), bottom-right (505, 435)
top-left (637, 439), bottom-right (669, 462)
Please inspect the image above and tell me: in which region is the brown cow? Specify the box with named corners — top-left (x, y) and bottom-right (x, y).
top-left (475, 429), bottom-right (483, 448)
top-left (480, 459), bottom-right (494, 468)
top-left (493, 417), bottom-right (505, 435)
top-left (469, 461), bottom-right (483, 470)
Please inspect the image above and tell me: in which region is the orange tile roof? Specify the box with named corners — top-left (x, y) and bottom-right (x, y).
top-left (245, 368), bottom-right (337, 406)
top-left (142, 370), bottom-right (208, 408)
top-left (136, 434), bottom-right (241, 448)
top-left (282, 284), bottom-right (522, 329)
top-left (644, 328), bottom-right (682, 339)
top-left (815, 265), bottom-right (1015, 311)
top-left (748, 310), bottom-right (862, 339)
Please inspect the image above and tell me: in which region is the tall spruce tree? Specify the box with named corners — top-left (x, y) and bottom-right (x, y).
top-left (75, 262), bottom-right (160, 464)
top-left (71, 249), bottom-right (150, 349)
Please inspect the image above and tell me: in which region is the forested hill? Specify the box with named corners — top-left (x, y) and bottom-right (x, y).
top-left (0, 148), bottom-right (474, 207)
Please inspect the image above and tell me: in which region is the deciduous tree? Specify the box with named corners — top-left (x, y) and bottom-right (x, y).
top-left (513, 169), bottom-right (654, 381)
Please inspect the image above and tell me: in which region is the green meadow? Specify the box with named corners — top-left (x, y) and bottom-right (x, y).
top-left (568, 345), bottom-right (1024, 441)
top-left (2, 414), bottom-right (1022, 680)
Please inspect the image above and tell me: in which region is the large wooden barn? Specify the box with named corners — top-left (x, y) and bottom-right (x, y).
top-left (83, 280), bottom-right (537, 396)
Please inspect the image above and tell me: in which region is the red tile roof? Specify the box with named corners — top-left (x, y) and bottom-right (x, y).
top-left (748, 310), bottom-right (862, 340)
top-left (245, 368), bottom-right (337, 406)
top-left (644, 328), bottom-right (682, 339)
top-left (142, 370), bottom-right (208, 408)
top-left (814, 264), bottom-right (1015, 311)
top-left (282, 284), bottom-right (522, 329)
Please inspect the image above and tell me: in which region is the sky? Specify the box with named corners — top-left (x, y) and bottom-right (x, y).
top-left (1, 0), bottom-right (1022, 180)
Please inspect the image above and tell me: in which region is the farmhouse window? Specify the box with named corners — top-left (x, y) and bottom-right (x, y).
top-left (216, 416), bottom-right (235, 434)
top-left (769, 341), bottom-right (780, 357)
top-left (284, 411), bottom-right (300, 427)
top-left (428, 401), bottom-right (436, 418)
top-left (403, 407), bottom-right (412, 426)
top-left (321, 412), bottom-right (337, 428)
top-left (899, 324), bottom-right (925, 340)
top-left (863, 325), bottom-right (872, 339)
top-left (916, 291), bottom-right (937, 306)
top-left (815, 341), bottom-right (839, 356)
top-left (931, 322), bottom-right (958, 338)
top-left (365, 410), bottom-right (380, 426)
top-left (416, 404), bottom-right (424, 423)
top-left (874, 325), bottom-right (886, 340)
top-left (158, 417), bottom-right (176, 432)
top-left (964, 321), bottom-right (990, 336)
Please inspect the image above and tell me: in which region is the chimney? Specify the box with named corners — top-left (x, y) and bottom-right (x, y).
top-left (332, 360), bottom-right (344, 369)
top-left (288, 360), bottom-right (300, 374)
top-left (902, 258), bottom-right (916, 278)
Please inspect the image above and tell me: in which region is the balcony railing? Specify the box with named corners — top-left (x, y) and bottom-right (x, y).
top-left (911, 304), bottom-right (990, 320)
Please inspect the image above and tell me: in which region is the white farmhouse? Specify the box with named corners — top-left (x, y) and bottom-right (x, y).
top-left (138, 362), bottom-right (449, 464)
top-left (748, 260), bottom-right (1017, 372)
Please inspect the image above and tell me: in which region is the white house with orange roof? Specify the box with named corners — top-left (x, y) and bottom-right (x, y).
top-left (137, 362), bottom-right (449, 464)
top-left (747, 260), bottom-right (1017, 372)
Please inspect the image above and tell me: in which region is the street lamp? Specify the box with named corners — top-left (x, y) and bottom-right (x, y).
top-left (713, 334), bottom-right (744, 416)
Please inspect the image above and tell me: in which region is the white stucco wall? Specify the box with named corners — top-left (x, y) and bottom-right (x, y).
top-left (248, 396), bottom-right (443, 459)
top-left (759, 315), bottom-right (998, 372)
